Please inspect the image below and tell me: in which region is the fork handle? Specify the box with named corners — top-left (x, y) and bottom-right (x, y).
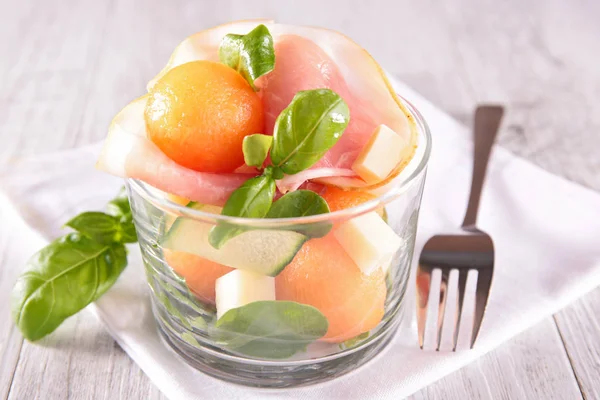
top-left (462, 105), bottom-right (504, 228)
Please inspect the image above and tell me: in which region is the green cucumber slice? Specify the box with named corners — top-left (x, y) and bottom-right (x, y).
top-left (161, 203), bottom-right (307, 276)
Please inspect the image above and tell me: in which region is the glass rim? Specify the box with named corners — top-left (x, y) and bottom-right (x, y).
top-left (129, 95), bottom-right (431, 227)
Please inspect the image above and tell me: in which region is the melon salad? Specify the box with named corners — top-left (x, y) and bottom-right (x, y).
top-left (97, 20), bottom-right (418, 356)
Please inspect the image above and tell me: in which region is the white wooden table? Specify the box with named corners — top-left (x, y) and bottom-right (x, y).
top-left (1, 0), bottom-right (598, 398)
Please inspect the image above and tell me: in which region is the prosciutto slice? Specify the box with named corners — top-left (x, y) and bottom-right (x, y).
top-left (256, 31), bottom-right (416, 191)
top-left (96, 96), bottom-right (253, 206)
top-left (257, 35), bottom-right (377, 169)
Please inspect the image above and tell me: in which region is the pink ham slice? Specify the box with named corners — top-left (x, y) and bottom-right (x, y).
top-left (96, 96), bottom-right (253, 206)
top-left (256, 33), bottom-right (413, 192)
top-left (257, 35), bottom-right (375, 193)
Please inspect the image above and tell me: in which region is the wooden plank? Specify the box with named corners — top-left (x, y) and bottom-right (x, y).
top-left (410, 319), bottom-right (583, 400)
top-left (7, 311), bottom-right (164, 400)
top-left (0, 206), bottom-right (29, 399)
top-left (433, 0), bottom-right (600, 192)
top-left (0, 0), bottom-right (111, 160)
top-left (555, 289), bottom-right (600, 400)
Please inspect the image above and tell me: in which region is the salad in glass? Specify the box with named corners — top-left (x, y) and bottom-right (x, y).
top-left (12, 20), bottom-right (430, 388)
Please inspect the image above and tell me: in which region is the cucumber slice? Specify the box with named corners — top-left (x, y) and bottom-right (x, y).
top-left (164, 201), bottom-right (197, 231)
top-left (162, 203), bottom-right (307, 276)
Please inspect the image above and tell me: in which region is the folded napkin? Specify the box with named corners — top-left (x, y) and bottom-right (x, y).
top-left (2, 80), bottom-right (600, 400)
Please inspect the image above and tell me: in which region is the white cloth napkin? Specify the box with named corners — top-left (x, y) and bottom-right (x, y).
top-left (2, 80), bottom-right (600, 400)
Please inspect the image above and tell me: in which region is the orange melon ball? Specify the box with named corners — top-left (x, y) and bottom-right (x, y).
top-left (164, 249), bottom-right (233, 304)
top-left (276, 234), bottom-right (387, 342)
top-left (321, 186), bottom-right (377, 212)
top-left (145, 61), bottom-right (264, 173)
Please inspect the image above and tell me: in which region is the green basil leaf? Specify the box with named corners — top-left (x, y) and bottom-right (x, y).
top-left (106, 187), bottom-right (137, 243)
top-left (119, 223), bottom-right (138, 243)
top-left (270, 166), bottom-right (284, 180)
top-left (181, 332), bottom-right (203, 349)
top-left (155, 270), bottom-right (216, 319)
top-left (208, 175), bottom-right (276, 249)
top-left (267, 190), bottom-right (330, 218)
top-left (158, 292), bottom-right (192, 330)
top-left (215, 301), bottom-right (328, 359)
top-left (144, 261), bottom-right (213, 331)
top-left (242, 134), bottom-right (273, 168)
top-left (11, 233), bottom-right (127, 341)
top-left (271, 89), bottom-right (350, 174)
top-left (219, 24), bottom-right (274, 89)
top-left (65, 212), bottom-right (134, 244)
top-left (106, 187), bottom-right (132, 222)
top-left (266, 190), bottom-right (332, 238)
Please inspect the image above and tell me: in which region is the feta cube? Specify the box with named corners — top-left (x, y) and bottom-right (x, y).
top-left (334, 212), bottom-right (402, 275)
top-left (215, 269), bottom-right (275, 319)
top-left (352, 124), bottom-right (408, 184)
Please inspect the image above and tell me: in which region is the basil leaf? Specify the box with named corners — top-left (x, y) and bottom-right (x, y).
top-left (219, 24), bottom-right (274, 89)
top-left (271, 89), bottom-right (350, 175)
top-left (267, 190), bottom-right (330, 218)
top-left (208, 175), bottom-right (276, 249)
top-left (266, 190), bottom-right (332, 238)
top-left (119, 223), bottom-right (138, 243)
top-left (11, 233), bottom-right (127, 341)
top-left (144, 261), bottom-right (213, 331)
top-left (181, 332), bottom-right (202, 349)
top-left (106, 187), bottom-right (132, 222)
top-left (106, 187), bottom-right (137, 243)
top-left (65, 212), bottom-right (135, 244)
top-left (270, 166), bottom-right (284, 180)
top-left (215, 301), bottom-right (328, 359)
top-left (154, 268), bottom-right (216, 319)
top-left (242, 134), bottom-right (273, 168)
top-left (158, 292), bottom-right (192, 330)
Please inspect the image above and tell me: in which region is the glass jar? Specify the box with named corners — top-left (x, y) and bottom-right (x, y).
top-left (126, 98), bottom-right (431, 388)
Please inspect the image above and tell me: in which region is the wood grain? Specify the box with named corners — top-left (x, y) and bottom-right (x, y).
top-left (555, 291), bottom-right (600, 400)
top-left (410, 319), bottom-right (583, 400)
top-left (0, 207), bottom-right (28, 399)
top-left (7, 312), bottom-right (163, 400)
top-left (0, 0), bottom-right (598, 399)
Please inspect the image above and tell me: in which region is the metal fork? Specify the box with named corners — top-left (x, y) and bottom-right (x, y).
top-left (417, 105), bottom-right (504, 351)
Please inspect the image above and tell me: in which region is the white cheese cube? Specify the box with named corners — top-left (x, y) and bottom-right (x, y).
top-left (352, 124), bottom-right (408, 184)
top-left (334, 212), bottom-right (402, 275)
top-left (215, 269), bottom-right (275, 319)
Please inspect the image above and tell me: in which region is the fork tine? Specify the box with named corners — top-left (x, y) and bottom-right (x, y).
top-left (416, 266), bottom-right (431, 349)
top-left (471, 268), bottom-right (493, 348)
top-left (452, 269), bottom-right (468, 351)
top-left (435, 269), bottom-right (450, 351)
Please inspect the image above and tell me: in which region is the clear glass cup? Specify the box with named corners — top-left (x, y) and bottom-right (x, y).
top-left (125, 98), bottom-right (431, 388)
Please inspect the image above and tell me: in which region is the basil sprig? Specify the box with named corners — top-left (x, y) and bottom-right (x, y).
top-left (11, 188), bottom-right (137, 341)
top-left (219, 24), bottom-right (275, 90)
top-left (208, 89), bottom-right (348, 248)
